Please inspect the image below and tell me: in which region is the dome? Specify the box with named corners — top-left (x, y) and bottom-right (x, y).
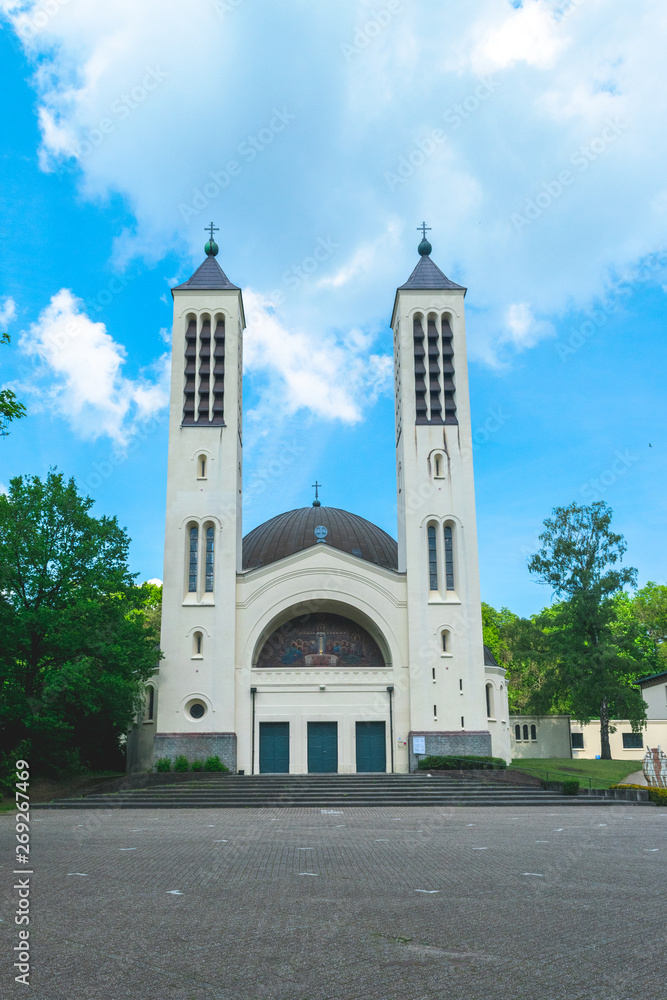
top-left (242, 507), bottom-right (398, 571)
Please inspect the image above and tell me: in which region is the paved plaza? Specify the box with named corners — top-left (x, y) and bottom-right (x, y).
top-left (1, 804), bottom-right (665, 999)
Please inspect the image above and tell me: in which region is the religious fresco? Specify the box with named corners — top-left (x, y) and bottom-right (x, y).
top-left (256, 612), bottom-right (385, 668)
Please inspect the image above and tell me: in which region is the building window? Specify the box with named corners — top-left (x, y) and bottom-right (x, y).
top-left (427, 524), bottom-right (438, 590)
top-left (189, 702), bottom-right (206, 720)
top-left (530, 724), bottom-right (537, 742)
top-left (571, 732), bottom-right (584, 749)
top-left (433, 452), bottom-right (445, 478)
top-left (461, 716), bottom-right (465, 728)
top-left (145, 686), bottom-right (154, 722)
top-left (485, 683), bottom-right (494, 719)
top-left (515, 724), bottom-right (522, 741)
top-left (188, 526), bottom-right (198, 592)
top-left (198, 455), bottom-right (207, 479)
top-left (622, 732), bottom-right (644, 750)
top-left (205, 526), bottom-right (214, 592)
top-left (444, 525), bottom-right (454, 590)
top-left (459, 678), bottom-right (463, 692)
top-left (523, 724), bottom-right (529, 742)
top-left (432, 667), bottom-right (436, 681)
top-left (434, 705), bottom-right (437, 718)
top-left (441, 629), bottom-right (450, 653)
top-left (193, 631), bottom-right (203, 657)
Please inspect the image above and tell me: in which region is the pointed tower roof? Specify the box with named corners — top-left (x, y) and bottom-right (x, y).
top-left (398, 253), bottom-right (466, 292)
top-left (171, 223), bottom-right (240, 295)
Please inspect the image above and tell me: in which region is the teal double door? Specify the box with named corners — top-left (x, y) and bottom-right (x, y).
top-left (260, 720), bottom-right (387, 773)
top-left (307, 722), bottom-right (338, 773)
top-left (355, 721), bottom-right (387, 773)
top-left (259, 722), bottom-right (290, 773)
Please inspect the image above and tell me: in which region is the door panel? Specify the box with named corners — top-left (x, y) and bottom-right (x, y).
top-left (259, 722), bottom-right (290, 773)
top-left (355, 721), bottom-right (387, 772)
top-left (307, 722), bottom-right (338, 773)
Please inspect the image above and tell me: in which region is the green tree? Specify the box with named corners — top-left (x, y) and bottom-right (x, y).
top-left (528, 501), bottom-right (644, 759)
top-left (0, 332), bottom-right (26, 435)
top-left (0, 471), bottom-right (160, 775)
top-left (630, 582), bottom-right (667, 664)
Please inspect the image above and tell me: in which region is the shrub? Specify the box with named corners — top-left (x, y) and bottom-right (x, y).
top-left (648, 787), bottom-right (667, 806)
top-left (204, 755), bottom-right (228, 772)
top-left (191, 760), bottom-right (204, 772)
top-left (154, 758), bottom-right (171, 772)
top-left (417, 755), bottom-right (507, 771)
top-left (174, 755), bottom-right (189, 772)
top-left (561, 779), bottom-right (580, 796)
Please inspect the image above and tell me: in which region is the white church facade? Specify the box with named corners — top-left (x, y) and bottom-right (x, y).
top-left (132, 229), bottom-right (511, 774)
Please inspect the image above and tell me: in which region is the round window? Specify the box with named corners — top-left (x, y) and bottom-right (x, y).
top-left (189, 703), bottom-right (205, 719)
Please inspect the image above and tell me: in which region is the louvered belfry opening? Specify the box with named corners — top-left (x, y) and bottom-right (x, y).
top-left (441, 315), bottom-right (457, 424)
top-left (197, 316), bottom-right (211, 423)
top-left (212, 316), bottom-right (225, 425)
top-left (413, 314), bottom-right (428, 424)
top-left (183, 317), bottom-right (197, 425)
top-left (183, 314), bottom-right (226, 427)
top-left (412, 312), bottom-right (457, 425)
top-left (427, 315), bottom-right (442, 423)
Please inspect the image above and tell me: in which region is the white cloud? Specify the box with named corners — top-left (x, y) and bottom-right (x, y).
top-left (243, 289), bottom-right (392, 425)
top-left (0, 296), bottom-right (17, 328)
top-left (2, 0), bottom-right (667, 373)
top-left (16, 289), bottom-right (169, 445)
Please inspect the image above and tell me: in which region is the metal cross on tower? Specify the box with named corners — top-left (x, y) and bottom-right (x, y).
top-left (206, 222), bottom-right (219, 241)
top-left (418, 221), bottom-right (431, 240)
top-left (312, 481), bottom-right (322, 503)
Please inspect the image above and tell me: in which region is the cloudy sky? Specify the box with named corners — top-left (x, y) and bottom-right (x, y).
top-left (1, 0), bottom-right (665, 615)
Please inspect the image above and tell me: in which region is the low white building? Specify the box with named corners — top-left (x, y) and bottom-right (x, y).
top-left (129, 230), bottom-right (511, 773)
top-left (511, 671), bottom-right (667, 761)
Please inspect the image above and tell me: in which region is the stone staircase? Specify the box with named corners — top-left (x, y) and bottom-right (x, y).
top-left (33, 773), bottom-right (648, 809)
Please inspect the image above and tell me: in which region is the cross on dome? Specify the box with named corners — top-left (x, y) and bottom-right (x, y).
top-left (312, 481), bottom-right (322, 507)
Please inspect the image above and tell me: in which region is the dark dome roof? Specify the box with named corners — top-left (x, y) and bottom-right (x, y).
top-left (242, 507), bottom-right (398, 571)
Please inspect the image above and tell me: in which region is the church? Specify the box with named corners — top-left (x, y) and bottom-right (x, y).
top-left (132, 228), bottom-right (511, 774)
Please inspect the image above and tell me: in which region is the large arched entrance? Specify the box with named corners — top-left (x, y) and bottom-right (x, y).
top-left (251, 605), bottom-right (393, 774)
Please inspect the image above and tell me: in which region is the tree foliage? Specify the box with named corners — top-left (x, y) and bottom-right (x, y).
top-left (0, 332), bottom-right (26, 433)
top-left (0, 471), bottom-right (160, 775)
top-left (526, 501), bottom-right (644, 758)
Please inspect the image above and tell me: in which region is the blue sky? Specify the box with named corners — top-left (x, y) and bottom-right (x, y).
top-left (0, 0), bottom-right (665, 616)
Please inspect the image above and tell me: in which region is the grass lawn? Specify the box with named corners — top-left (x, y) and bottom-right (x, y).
top-left (508, 757), bottom-right (642, 789)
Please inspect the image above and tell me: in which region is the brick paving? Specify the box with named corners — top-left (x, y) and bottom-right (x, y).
top-left (1, 805), bottom-right (665, 999)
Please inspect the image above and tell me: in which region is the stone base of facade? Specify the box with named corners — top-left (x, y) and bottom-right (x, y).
top-left (408, 730), bottom-right (493, 772)
top-left (153, 733), bottom-right (238, 772)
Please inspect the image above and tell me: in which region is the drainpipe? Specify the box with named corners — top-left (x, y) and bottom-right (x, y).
top-left (250, 687), bottom-right (257, 775)
top-left (386, 686), bottom-right (395, 774)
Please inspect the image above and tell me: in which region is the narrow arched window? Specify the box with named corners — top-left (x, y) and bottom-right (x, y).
top-left (530, 724), bottom-right (537, 742)
top-left (441, 630), bottom-right (449, 653)
top-left (145, 686), bottom-right (154, 722)
top-left (193, 631), bottom-right (203, 656)
top-left (427, 525), bottom-right (438, 590)
top-left (444, 525), bottom-right (454, 590)
top-left (523, 724), bottom-right (529, 742)
top-left (188, 526), bottom-right (198, 592)
top-left (205, 526), bottom-right (214, 592)
top-left (485, 683), bottom-right (494, 719)
top-left (198, 455), bottom-right (207, 479)
top-left (515, 724), bottom-right (521, 741)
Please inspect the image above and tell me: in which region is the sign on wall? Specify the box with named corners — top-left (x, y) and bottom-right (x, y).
top-left (412, 736), bottom-right (426, 755)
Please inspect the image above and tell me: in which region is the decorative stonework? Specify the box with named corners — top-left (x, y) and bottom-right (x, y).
top-left (153, 732), bottom-right (237, 771)
top-left (643, 745), bottom-right (667, 788)
top-left (408, 730), bottom-right (493, 773)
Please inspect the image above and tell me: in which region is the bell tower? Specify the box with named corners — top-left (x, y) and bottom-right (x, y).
top-left (392, 227), bottom-right (491, 763)
top-left (154, 226), bottom-right (245, 769)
